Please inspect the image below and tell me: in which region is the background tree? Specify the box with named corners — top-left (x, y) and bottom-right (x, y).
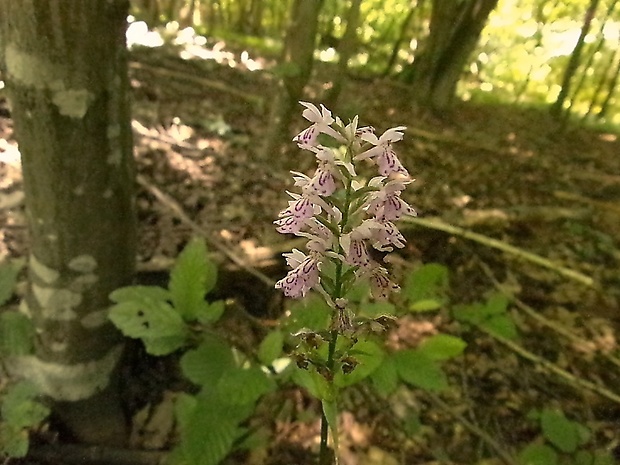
top-left (0, 0), bottom-right (136, 445)
top-left (402, 0), bottom-right (499, 111)
top-left (323, 0), bottom-right (363, 109)
top-left (260, 0), bottom-right (323, 161)
top-left (551, 0), bottom-right (602, 118)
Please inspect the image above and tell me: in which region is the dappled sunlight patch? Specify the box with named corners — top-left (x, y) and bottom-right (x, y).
top-left (126, 18), bottom-right (265, 72)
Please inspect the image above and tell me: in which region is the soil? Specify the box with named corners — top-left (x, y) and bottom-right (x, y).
top-left (1, 41), bottom-right (619, 465)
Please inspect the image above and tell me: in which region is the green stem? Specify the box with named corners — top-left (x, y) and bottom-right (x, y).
top-left (318, 144), bottom-right (355, 465)
top-left (319, 328), bottom-right (338, 465)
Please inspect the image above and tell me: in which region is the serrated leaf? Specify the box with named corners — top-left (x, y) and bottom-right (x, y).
top-left (540, 409), bottom-right (579, 453)
top-left (574, 450), bottom-right (593, 465)
top-left (169, 238), bottom-right (217, 320)
top-left (284, 294), bottom-right (331, 333)
top-left (180, 336), bottom-right (235, 387)
top-left (109, 299), bottom-right (186, 339)
top-left (142, 335), bottom-right (186, 356)
top-left (370, 354), bottom-right (398, 397)
top-left (358, 301), bottom-right (395, 318)
top-left (0, 259), bottom-right (23, 307)
top-left (452, 302), bottom-right (485, 325)
top-left (334, 339), bottom-right (384, 388)
top-left (481, 314), bottom-right (519, 340)
top-left (0, 424), bottom-right (29, 458)
top-left (109, 285), bottom-right (171, 304)
top-left (174, 393), bottom-right (198, 432)
top-left (485, 293), bottom-right (510, 315)
top-left (292, 366), bottom-right (332, 400)
top-left (195, 300), bottom-right (225, 325)
top-left (403, 263), bottom-right (449, 307)
top-left (518, 443), bottom-right (558, 465)
top-left (216, 367), bottom-right (276, 405)
top-left (409, 298), bottom-right (442, 312)
top-left (593, 451), bottom-right (615, 465)
top-left (176, 394), bottom-right (241, 465)
top-left (2, 382), bottom-right (50, 429)
top-left (418, 334), bottom-right (467, 361)
top-left (258, 330), bottom-right (284, 366)
top-left (394, 349), bottom-right (448, 392)
top-left (0, 311), bottom-right (35, 356)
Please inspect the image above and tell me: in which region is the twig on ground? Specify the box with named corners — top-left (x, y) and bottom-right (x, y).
top-left (129, 61), bottom-right (264, 108)
top-left (402, 216), bottom-right (595, 287)
top-left (490, 332), bottom-right (620, 405)
top-left (426, 392), bottom-right (519, 465)
top-left (136, 174), bottom-right (275, 287)
top-left (478, 260), bottom-right (620, 370)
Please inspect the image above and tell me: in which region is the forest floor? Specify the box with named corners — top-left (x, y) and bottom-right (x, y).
top-left (1, 41), bottom-right (620, 465)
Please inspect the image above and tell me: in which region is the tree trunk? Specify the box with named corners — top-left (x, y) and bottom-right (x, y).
top-left (324, 0), bottom-right (363, 109)
top-left (403, 0), bottom-right (498, 111)
top-left (383, 1), bottom-right (419, 77)
top-left (550, 0), bottom-right (601, 118)
top-left (260, 0), bottom-right (323, 161)
top-left (0, 0), bottom-right (136, 446)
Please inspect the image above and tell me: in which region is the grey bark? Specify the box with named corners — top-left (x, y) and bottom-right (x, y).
top-left (403, 0), bottom-right (499, 111)
top-left (0, 0), bottom-right (136, 445)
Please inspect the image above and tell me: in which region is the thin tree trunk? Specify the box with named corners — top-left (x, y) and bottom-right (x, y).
top-left (597, 46), bottom-right (620, 119)
top-left (260, 0), bottom-right (323, 161)
top-left (550, 0), bottom-right (601, 118)
top-left (383, 1), bottom-right (419, 77)
top-left (0, 0), bottom-right (136, 446)
top-left (324, 0), bottom-right (363, 109)
top-left (403, 0), bottom-right (498, 111)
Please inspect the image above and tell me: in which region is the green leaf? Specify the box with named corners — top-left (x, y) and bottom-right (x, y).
top-left (173, 392), bottom-right (198, 431)
top-left (540, 409), bottom-right (579, 453)
top-left (358, 301), bottom-right (395, 318)
top-left (322, 399), bottom-right (339, 452)
top-left (0, 259), bottom-right (23, 307)
top-left (481, 314), bottom-right (519, 340)
top-left (453, 293), bottom-right (518, 340)
top-left (174, 392), bottom-right (242, 465)
top-left (417, 334), bottom-right (467, 361)
top-left (0, 311), bottom-right (35, 356)
top-left (292, 366), bottom-right (332, 400)
top-left (518, 443), bottom-right (558, 465)
top-left (334, 339), bottom-right (384, 388)
top-left (216, 367), bottom-right (276, 405)
top-left (485, 293), bottom-right (510, 315)
top-left (403, 263), bottom-right (449, 309)
top-left (109, 299), bottom-right (186, 339)
top-left (195, 300), bottom-right (225, 325)
top-left (258, 330), bottom-right (284, 366)
top-left (394, 350), bottom-right (448, 392)
top-left (180, 336), bottom-right (235, 388)
top-left (109, 285), bottom-right (171, 303)
top-left (574, 450), bottom-right (593, 465)
top-left (142, 335), bottom-right (187, 356)
top-left (409, 298), bottom-right (443, 312)
top-left (0, 424), bottom-right (29, 458)
top-left (593, 451), bottom-right (615, 465)
top-left (2, 382), bottom-right (50, 429)
top-left (370, 354), bottom-right (398, 397)
top-left (169, 238), bottom-right (217, 320)
top-left (283, 294), bottom-right (331, 333)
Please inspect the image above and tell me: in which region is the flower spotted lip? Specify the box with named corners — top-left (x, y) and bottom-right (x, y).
top-left (356, 125), bottom-right (410, 179)
top-left (294, 102), bottom-right (345, 147)
top-left (275, 250), bottom-right (322, 298)
top-left (276, 102), bottom-right (413, 301)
